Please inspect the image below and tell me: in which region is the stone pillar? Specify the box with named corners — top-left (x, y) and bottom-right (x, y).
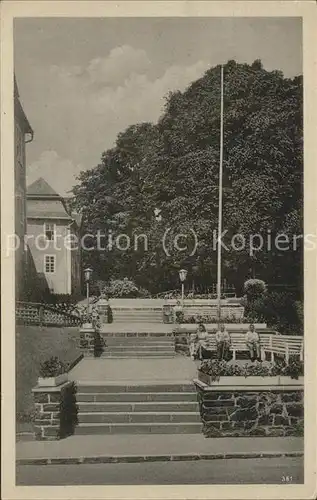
top-left (32, 381), bottom-right (78, 440)
top-left (97, 298), bottom-right (109, 324)
top-left (79, 323), bottom-right (96, 356)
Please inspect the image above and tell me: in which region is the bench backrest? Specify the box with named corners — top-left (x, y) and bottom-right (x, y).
top-left (193, 332), bottom-right (303, 353)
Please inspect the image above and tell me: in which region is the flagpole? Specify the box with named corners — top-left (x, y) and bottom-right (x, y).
top-left (217, 65), bottom-right (224, 321)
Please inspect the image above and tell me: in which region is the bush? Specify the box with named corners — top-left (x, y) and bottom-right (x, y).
top-left (271, 356), bottom-right (304, 379)
top-left (244, 279), bottom-right (266, 301)
top-left (107, 305), bottom-right (113, 323)
top-left (103, 278), bottom-right (150, 298)
top-left (59, 382), bottom-right (78, 438)
top-left (93, 331), bottom-right (104, 358)
top-left (199, 357), bottom-right (303, 381)
top-left (39, 356), bottom-right (68, 377)
top-left (246, 291), bottom-right (303, 335)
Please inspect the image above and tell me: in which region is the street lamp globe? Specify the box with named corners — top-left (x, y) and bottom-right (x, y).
top-left (179, 269), bottom-right (188, 283)
top-left (84, 267), bottom-right (93, 283)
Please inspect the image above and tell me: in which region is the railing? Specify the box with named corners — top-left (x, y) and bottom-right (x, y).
top-left (16, 301), bottom-right (81, 327)
top-left (155, 284), bottom-right (237, 299)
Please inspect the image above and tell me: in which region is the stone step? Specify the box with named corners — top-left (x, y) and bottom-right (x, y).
top-left (99, 332), bottom-right (174, 338)
top-left (106, 342), bottom-right (175, 352)
top-left (113, 312), bottom-right (163, 317)
top-left (113, 311), bottom-right (163, 316)
top-left (77, 384), bottom-right (196, 393)
top-left (74, 422), bottom-right (202, 435)
top-left (77, 401), bottom-right (199, 412)
top-left (101, 352), bottom-right (176, 358)
top-left (77, 392), bottom-right (198, 403)
top-left (104, 340), bottom-right (174, 345)
top-left (103, 346), bottom-right (175, 355)
top-left (78, 411), bottom-right (201, 424)
top-left (112, 319), bottom-right (163, 324)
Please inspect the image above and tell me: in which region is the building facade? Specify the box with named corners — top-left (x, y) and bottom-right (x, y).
top-left (14, 77), bottom-right (34, 300)
top-left (26, 178), bottom-right (82, 296)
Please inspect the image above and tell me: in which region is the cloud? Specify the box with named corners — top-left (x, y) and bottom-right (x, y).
top-left (27, 150), bottom-right (83, 196)
top-left (25, 45), bottom-right (210, 171)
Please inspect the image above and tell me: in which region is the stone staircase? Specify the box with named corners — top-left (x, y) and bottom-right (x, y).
top-left (75, 383), bottom-right (201, 435)
top-left (102, 336), bottom-right (176, 358)
top-left (111, 308), bottom-right (163, 323)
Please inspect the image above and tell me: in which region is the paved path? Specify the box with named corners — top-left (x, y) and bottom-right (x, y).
top-left (69, 356), bottom-right (198, 383)
top-left (16, 457), bottom-right (304, 485)
top-left (16, 435), bottom-right (303, 461)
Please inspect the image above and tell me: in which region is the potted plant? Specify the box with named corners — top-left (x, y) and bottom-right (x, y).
top-left (38, 356), bottom-right (68, 387)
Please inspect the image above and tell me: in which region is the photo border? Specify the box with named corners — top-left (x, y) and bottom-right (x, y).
top-left (1, 1), bottom-right (316, 499)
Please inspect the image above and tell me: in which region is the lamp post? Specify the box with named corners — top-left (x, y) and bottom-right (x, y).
top-left (84, 267), bottom-right (93, 317)
top-left (179, 269), bottom-right (188, 307)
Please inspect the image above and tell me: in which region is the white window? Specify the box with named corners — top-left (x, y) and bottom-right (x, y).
top-left (44, 255), bottom-right (56, 273)
top-left (44, 223), bottom-right (55, 241)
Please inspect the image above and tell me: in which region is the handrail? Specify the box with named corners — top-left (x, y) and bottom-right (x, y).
top-left (16, 301), bottom-right (80, 319)
top-left (16, 300), bottom-right (81, 326)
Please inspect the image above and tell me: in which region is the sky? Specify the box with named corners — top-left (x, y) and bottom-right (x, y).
top-left (14, 17), bottom-right (302, 196)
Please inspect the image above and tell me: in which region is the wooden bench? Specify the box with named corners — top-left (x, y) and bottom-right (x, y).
top-left (190, 332), bottom-right (303, 363)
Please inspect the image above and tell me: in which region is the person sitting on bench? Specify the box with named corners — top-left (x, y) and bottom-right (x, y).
top-left (215, 324), bottom-right (231, 361)
top-left (245, 324), bottom-right (261, 362)
top-left (189, 323), bottom-right (208, 360)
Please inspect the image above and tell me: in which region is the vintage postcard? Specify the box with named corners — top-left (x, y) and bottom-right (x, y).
top-left (1, 1), bottom-right (316, 499)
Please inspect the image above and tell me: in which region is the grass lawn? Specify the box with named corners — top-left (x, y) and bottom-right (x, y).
top-left (16, 325), bottom-right (82, 423)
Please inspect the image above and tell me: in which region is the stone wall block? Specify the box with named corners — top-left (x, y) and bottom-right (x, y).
top-left (49, 393), bottom-right (61, 403)
top-left (286, 403), bottom-right (304, 418)
top-left (269, 403), bottom-right (283, 414)
top-left (274, 415), bottom-right (289, 426)
top-left (44, 403), bottom-right (60, 412)
top-left (236, 396), bottom-right (258, 408)
top-left (230, 406), bottom-right (258, 422)
top-left (34, 393), bottom-right (49, 404)
top-left (281, 392), bottom-right (303, 403)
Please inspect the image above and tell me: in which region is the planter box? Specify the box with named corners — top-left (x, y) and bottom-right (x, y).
top-left (198, 370), bottom-right (303, 387)
top-left (37, 373), bottom-right (68, 387)
top-left (279, 376), bottom-right (304, 386)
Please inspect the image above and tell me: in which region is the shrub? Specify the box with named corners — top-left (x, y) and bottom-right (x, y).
top-left (199, 358), bottom-right (303, 380)
top-left (39, 356), bottom-right (68, 377)
top-left (59, 382), bottom-right (78, 438)
top-left (244, 279), bottom-right (266, 301)
top-left (272, 356), bottom-right (304, 380)
top-left (246, 292), bottom-right (303, 335)
top-left (103, 278), bottom-right (150, 298)
top-left (93, 331), bottom-right (104, 358)
top-left (107, 305), bottom-right (113, 323)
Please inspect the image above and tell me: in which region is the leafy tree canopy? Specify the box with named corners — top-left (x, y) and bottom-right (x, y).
top-left (72, 59), bottom-right (303, 295)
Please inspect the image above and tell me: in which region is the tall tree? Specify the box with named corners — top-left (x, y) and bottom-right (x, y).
top-left (72, 59), bottom-right (303, 294)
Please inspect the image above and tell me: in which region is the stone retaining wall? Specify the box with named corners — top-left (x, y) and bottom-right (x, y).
top-left (195, 384), bottom-right (304, 437)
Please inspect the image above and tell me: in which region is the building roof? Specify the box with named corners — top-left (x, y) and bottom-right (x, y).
top-left (27, 178), bottom-right (60, 198)
top-left (26, 178), bottom-right (82, 226)
top-left (14, 76), bottom-right (33, 136)
top-left (26, 199), bottom-right (73, 220)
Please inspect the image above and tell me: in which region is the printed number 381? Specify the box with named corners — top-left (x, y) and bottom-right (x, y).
top-left (282, 476), bottom-right (293, 483)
